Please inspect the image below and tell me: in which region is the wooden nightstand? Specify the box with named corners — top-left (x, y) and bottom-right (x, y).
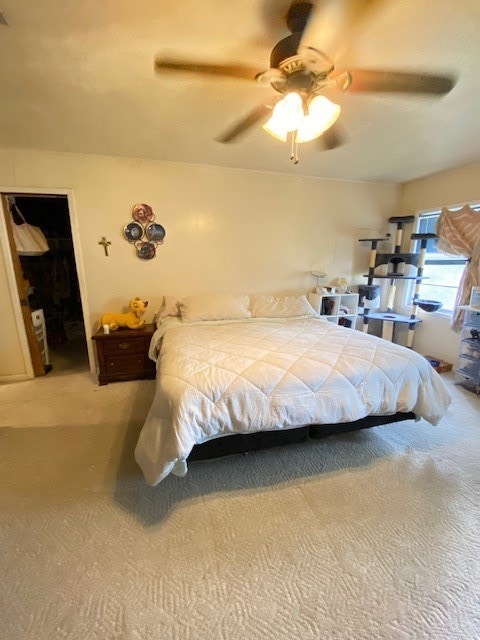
top-left (92, 323), bottom-right (156, 385)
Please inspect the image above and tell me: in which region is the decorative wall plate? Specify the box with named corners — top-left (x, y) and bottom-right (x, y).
top-left (132, 203), bottom-right (155, 224)
top-left (123, 221), bottom-right (144, 243)
top-left (145, 223), bottom-right (166, 244)
top-left (124, 203), bottom-right (165, 258)
top-left (135, 240), bottom-right (156, 260)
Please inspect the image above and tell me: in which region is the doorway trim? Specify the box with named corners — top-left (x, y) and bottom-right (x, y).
top-left (0, 186), bottom-right (95, 377)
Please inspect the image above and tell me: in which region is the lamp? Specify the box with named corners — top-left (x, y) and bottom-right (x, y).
top-left (295, 95), bottom-right (341, 143)
top-left (311, 271), bottom-right (327, 292)
top-left (262, 92), bottom-right (304, 142)
top-left (263, 92), bottom-right (341, 163)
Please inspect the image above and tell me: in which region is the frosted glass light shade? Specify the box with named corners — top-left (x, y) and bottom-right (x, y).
top-left (263, 92), bottom-right (304, 142)
top-left (295, 96), bottom-right (340, 143)
top-left (262, 117), bottom-right (288, 142)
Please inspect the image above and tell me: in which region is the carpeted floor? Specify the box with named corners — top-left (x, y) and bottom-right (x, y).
top-left (0, 370), bottom-right (479, 639)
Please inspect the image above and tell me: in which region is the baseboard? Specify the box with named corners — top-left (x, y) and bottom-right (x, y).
top-left (0, 372), bottom-right (32, 384)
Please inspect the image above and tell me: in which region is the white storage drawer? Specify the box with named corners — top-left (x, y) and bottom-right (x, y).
top-left (31, 308), bottom-right (50, 366)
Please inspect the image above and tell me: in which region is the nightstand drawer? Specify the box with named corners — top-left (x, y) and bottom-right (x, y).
top-left (102, 337), bottom-right (145, 356)
top-left (105, 353), bottom-right (146, 374)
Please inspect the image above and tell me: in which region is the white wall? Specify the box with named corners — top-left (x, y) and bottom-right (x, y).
top-left (398, 162), bottom-right (480, 364)
top-left (0, 147), bottom-right (399, 380)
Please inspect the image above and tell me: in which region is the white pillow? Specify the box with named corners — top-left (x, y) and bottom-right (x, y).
top-left (156, 295), bottom-right (181, 327)
top-left (179, 294), bottom-right (252, 323)
top-left (250, 294), bottom-right (316, 318)
top-left (162, 295), bottom-right (181, 317)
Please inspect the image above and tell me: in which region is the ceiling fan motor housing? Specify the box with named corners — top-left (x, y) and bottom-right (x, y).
top-left (270, 32), bottom-right (303, 69)
top-left (270, 1), bottom-right (313, 69)
top-left (285, 1), bottom-right (314, 34)
top-left (269, 33), bottom-right (322, 94)
top-left (270, 3), bottom-right (330, 93)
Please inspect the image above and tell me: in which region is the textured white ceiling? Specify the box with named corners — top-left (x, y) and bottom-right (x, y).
top-left (0, 0), bottom-right (479, 183)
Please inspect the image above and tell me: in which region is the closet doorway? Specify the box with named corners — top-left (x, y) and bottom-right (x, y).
top-left (4, 193), bottom-right (89, 377)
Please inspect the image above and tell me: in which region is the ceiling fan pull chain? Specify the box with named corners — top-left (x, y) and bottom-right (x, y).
top-left (290, 133), bottom-right (299, 164)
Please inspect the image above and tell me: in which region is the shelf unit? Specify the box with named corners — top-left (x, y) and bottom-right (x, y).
top-left (455, 307), bottom-right (480, 395)
top-left (308, 292), bottom-right (359, 328)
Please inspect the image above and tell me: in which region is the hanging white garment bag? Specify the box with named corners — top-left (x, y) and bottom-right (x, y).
top-left (10, 205), bottom-right (49, 256)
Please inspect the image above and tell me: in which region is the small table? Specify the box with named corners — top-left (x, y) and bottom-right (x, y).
top-left (92, 323), bottom-right (156, 385)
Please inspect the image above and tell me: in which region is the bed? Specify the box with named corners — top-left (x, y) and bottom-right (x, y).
top-left (134, 294), bottom-right (451, 486)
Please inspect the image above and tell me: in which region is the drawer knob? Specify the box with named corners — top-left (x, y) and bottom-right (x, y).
top-left (118, 342), bottom-right (130, 350)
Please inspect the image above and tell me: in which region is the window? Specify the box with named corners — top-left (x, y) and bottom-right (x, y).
top-left (413, 204), bottom-right (479, 313)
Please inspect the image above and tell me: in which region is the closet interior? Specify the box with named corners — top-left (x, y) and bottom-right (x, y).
top-left (9, 194), bottom-right (88, 375)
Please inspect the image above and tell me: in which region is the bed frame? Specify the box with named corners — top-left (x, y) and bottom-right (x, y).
top-left (187, 412), bottom-right (416, 462)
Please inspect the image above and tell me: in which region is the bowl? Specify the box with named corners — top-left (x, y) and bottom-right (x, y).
top-left (416, 299), bottom-right (443, 313)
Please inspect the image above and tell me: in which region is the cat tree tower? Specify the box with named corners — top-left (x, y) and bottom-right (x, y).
top-left (358, 216), bottom-right (437, 347)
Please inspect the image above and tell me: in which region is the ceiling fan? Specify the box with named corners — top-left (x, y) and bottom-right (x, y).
top-left (154, 1), bottom-right (455, 156)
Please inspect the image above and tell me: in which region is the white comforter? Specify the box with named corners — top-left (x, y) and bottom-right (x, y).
top-left (135, 317), bottom-right (451, 485)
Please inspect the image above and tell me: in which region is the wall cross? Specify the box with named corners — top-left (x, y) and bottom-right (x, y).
top-left (98, 237), bottom-right (111, 257)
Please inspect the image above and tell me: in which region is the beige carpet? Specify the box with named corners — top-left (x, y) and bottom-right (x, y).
top-left (1, 371), bottom-right (479, 640)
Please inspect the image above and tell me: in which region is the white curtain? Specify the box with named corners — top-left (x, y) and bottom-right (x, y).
top-left (436, 205), bottom-right (480, 331)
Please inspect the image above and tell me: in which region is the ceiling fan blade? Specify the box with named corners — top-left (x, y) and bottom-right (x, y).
top-left (300, 1), bottom-right (413, 67)
top-left (216, 104), bottom-right (273, 144)
top-left (155, 59), bottom-right (264, 81)
top-left (317, 123), bottom-right (346, 151)
top-left (346, 69), bottom-right (456, 95)
top-left (259, 0), bottom-right (295, 42)
top-left (342, 0), bottom-right (391, 30)
top-left (299, 0), bottom-right (350, 62)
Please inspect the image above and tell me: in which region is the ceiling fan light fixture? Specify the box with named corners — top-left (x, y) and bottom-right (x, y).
top-left (262, 92), bottom-right (304, 141)
top-left (262, 120), bottom-right (289, 142)
top-left (295, 96), bottom-right (340, 143)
